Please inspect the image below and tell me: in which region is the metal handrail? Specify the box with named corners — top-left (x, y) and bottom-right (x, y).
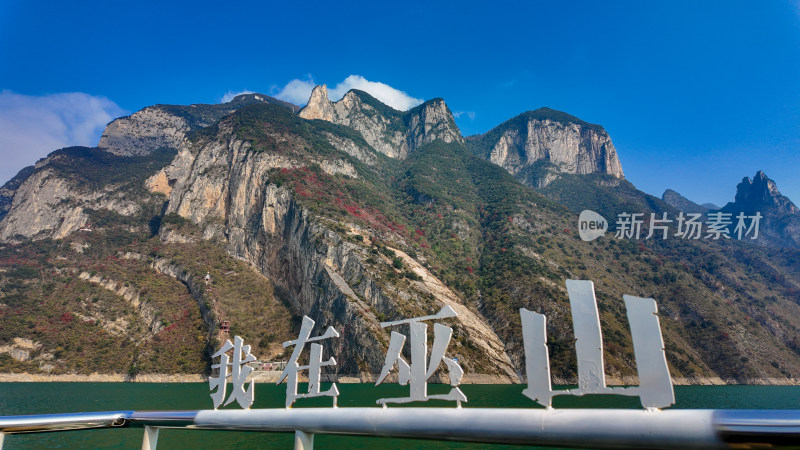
top-left (2, 408), bottom-right (800, 449)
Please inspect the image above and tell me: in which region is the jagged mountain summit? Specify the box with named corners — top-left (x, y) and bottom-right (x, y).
top-left (299, 84), bottom-right (463, 159)
top-left (662, 189), bottom-right (709, 214)
top-left (1, 89), bottom-right (800, 384)
top-left (720, 171), bottom-right (800, 248)
top-left (466, 108), bottom-right (624, 188)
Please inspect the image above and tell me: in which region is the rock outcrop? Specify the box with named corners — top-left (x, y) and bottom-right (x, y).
top-left (467, 108), bottom-right (624, 188)
top-left (0, 165), bottom-right (35, 223)
top-left (99, 106), bottom-right (192, 156)
top-left (662, 188), bottom-right (709, 214)
top-left (0, 150), bottom-right (141, 242)
top-left (721, 171), bottom-right (800, 248)
top-left (299, 85), bottom-right (463, 159)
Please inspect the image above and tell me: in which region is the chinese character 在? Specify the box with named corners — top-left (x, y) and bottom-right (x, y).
top-left (210, 335), bottom-right (256, 409)
top-left (734, 212), bottom-right (762, 240)
top-left (375, 305), bottom-right (467, 406)
top-left (706, 212), bottom-right (732, 240)
top-left (520, 280), bottom-right (674, 410)
top-left (614, 213), bottom-right (645, 240)
top-left (278, 315), bottom-right (340, 408)
top-left (674, 212), bottom-right (702, 239)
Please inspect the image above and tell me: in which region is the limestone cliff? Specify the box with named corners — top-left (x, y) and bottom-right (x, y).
top-left (466, 108), bottom-right (624, 188)
top-left (99, 106), bottom-right (192, 156)
top-left (148, 112), bottom-right (518, 380)
top-left (0, 147), bottom-right (170, 242)
top-left (299, 85), bottom-right (463, 159)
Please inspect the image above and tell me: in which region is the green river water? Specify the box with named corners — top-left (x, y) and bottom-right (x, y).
top-left (1, 383), bottom-right (798, 449)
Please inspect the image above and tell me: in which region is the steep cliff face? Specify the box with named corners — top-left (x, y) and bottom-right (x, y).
top-left (147, 105), bottom-right (517, 379)
top-left (467, 108), bottom-right (624, 188)
top-left (299, 85), bottom-right (463, 159)
top-left (0, 147), bottom-right (172, 242)
top-left (721, 171), bottom-right (800, 248)
top-left (99, 107), bottom-right (191, 156)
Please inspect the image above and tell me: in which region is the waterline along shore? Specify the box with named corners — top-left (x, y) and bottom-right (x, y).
top-left (1, 372), bottom-right (798, 385)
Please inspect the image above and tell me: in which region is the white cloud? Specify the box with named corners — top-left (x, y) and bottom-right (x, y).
top-left (328, 75), bottom-right (423, 111)
top-left (275, 74), bottom-right (423, 111)
top-left (0, 90), bottom-right (125, 185)
top-left (274, 77), bottom-right (317, 106)
top-left (220, 89), bottom-right (254, 103)
top-left (453, 111), bottom-right (476, 120)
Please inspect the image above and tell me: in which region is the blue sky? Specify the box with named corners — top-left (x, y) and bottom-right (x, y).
top-left (1, 0), bottom-right (799, 206)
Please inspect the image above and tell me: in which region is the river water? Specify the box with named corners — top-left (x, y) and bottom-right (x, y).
top-left (1, 383), bottom-right (798, 448)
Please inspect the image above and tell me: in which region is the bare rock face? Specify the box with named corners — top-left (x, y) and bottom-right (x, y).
top-left (0, 164), bottom-right (138, 242)
top-left (468, 108), bottom-right (624, 188)
top-left (0, 166), bottom-right (35, 223)
top-left (406, 98), bottom-right (464, 151)
top-left (298, 84), bottom-right (336, 122)
top-left (300, 85), bottom-right (463, 159)
top-left (99, 107), bottom-right (191, 156)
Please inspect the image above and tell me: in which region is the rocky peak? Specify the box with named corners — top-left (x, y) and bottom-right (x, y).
top-left (722, 171), bottom-right (800, 248)
top-left (406, 98), bottom-right (464, 152)
top-left (466, 108), bottom-right (624, 188)
top-left (299, 86), bottom-right (462, 159)
top-left (732, 171), bottom-right (798, 215)
top-left (299, 85), bottom-right (336, 121)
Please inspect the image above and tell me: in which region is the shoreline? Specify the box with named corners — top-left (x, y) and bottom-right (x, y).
top-left (1, 373), bottom-right (798, 385)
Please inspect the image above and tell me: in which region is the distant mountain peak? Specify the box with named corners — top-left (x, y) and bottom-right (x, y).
top-left (224, 93), bottom-right (300, 112)
top-left (661, 189), bottom-right (709, 214)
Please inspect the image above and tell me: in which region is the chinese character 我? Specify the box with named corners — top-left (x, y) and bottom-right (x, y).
top-left (210, 335), bottom-right (256, 409)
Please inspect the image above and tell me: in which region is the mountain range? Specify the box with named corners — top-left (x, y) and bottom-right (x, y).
top-left (1, 88), bottom-right (799, 384)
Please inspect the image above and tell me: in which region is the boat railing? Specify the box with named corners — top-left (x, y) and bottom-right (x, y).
top-left (2, 407), bottom-right (800, 449)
